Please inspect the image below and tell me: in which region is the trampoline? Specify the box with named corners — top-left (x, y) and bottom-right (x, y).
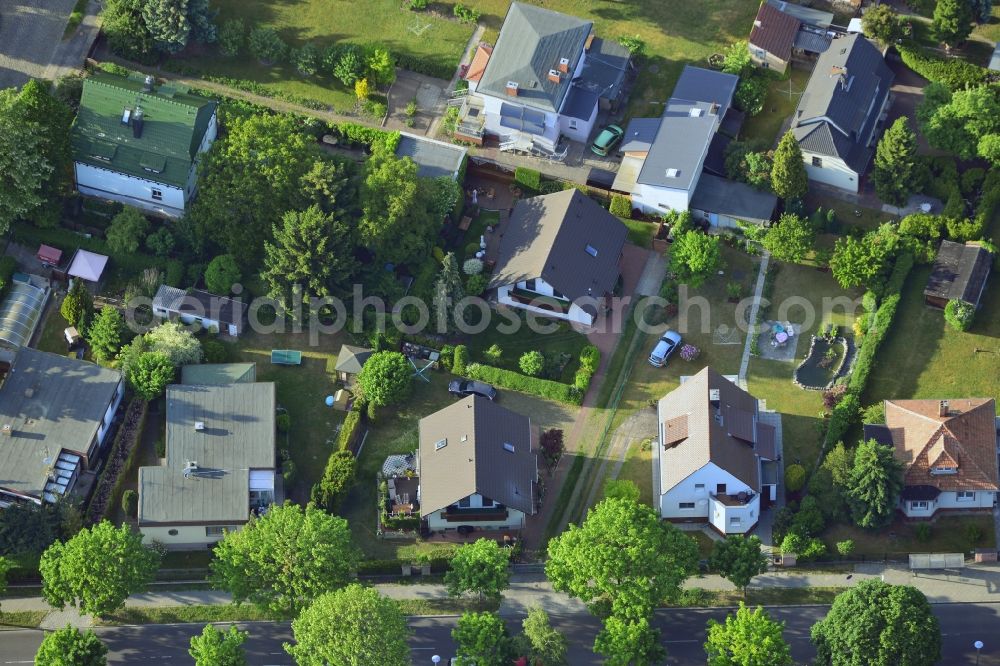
top-left (271, 349), bottom-right (302, 365)
top-left (0, 280), bottom-right (49, 348)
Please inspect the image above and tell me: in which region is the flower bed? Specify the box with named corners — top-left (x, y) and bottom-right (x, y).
top-left (793, 336), bottom-right (850, 390)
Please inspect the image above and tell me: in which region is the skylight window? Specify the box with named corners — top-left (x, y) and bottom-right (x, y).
top-left (585, 244), bottom-right (598, 257)
top-left (503, 442), bottom-right (515, 453)
top-left (665, 168), bottom-right (679, 178)
top-left (435, 439), bottom-right (447, 451)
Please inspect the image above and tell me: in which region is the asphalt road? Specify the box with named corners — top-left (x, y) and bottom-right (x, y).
top-left (0, 0), bottom-right (78, 89)
top-left (2, 604), bottom-right (999, 664)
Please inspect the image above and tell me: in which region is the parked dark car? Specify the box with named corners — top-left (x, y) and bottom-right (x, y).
top-left (448, 380), bottom-right (498, 400)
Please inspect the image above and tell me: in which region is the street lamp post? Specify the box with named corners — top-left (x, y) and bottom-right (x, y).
top-left (975, 640), bottom-right (984, 665)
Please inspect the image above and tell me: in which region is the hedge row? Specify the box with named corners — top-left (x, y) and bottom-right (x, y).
top-left (574, 344), bottom-right (601, 392)
top-left (896, 45), bottom-right (989, 90)
top-left (328, 122), bottom-right (401, 152)
top-left (514, 167), bottom-right (541, 193)
top-left (393, 52), bottom-right (455, 81)
top-left (335, 409), bottom-right (363, 452)
top-left (465, 362), bottom-right (582, 405)
top-left (0, 256), bottom-right (17, 297)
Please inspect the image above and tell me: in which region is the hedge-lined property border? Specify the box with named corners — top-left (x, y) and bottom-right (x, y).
top-left (86, 398), bottom-right (148, 524)
top-left (896, 45), bottom-right (989, 90)
top-left (464, 363), bottom-right (582, 405)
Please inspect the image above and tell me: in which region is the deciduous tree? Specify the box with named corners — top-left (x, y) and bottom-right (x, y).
top-left (211, 503), bottom-right (360, 615)
top-left (669, 231), bottom-right (722, 288)
top-left (594, 614), bottom-right (665, 666)
top-left (204, 254), bottom-right (242, 294)
top-left (0, 95), bottom-right (53, 233)
top-left (761, 213), bottom-right (815, 263)
top-left (285, 585), bottom-right (409, 666)
top-left (106, 207), bottom-right (150, 254)
top-left (847, 439), bottom-right (903, 529)
top-left (932, 0), bottom-right (973, 47)
top-left (128, 351), bottom-right (175, 401)
top-left (87, 306), bottom-right (126, 363)
top-left (39, 521), bottom-right (159, 617)
top-left (146, 321), bottom-right (203, 365)
top-left (705, 603), bottom-right (792, 666)
top-left (35, 626), bottom-right (107, 666)
top-left (770, 131), bottom-right (807, 201)
top-left (721, 41), bottom-right (752, 76)
top-left (102, 0), bottom-right (155, 62)
top-left (861, 5), bottom-right (903, 46)
top-left (189, 624), bottom-right (247, 666)
top-left (516, 606), bottom-right (568, 666)
top-left (445, 538), bottom-right (511, 602)
top-left (355, 351), bottom-right (412, 409)
top-left (709, 536), bottom-right (769, 597)
top-left (918, 84), bottom-right (1000, 161)
top-left (452, 612), bottom-right (513, 666)
top-left (262, 204), bottom-right (358, 308)
top-left (873, 117), bottom-right (921, 206)
top-left (811, 580), bottom-right (940, 665)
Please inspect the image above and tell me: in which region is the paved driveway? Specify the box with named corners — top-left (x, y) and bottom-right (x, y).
top-left (0, 0), bottom-right (77, 89)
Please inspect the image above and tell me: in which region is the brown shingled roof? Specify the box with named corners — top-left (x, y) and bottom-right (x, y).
top-left (749, 2), bottom-right (801, 64)
top-left (465, 45), bottom-right (493, 83)
top-left (883, 398), bottom-right (999, 493)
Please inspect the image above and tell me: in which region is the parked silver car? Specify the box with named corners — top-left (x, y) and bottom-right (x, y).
top-left (648, 330), bottom-right (682, 367)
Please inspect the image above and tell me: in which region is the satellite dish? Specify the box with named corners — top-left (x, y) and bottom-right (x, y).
top-left (325, 395), bottom-right (335, 407)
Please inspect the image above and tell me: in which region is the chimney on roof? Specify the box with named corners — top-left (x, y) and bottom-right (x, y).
top-left (132, 106), bottom-right (144, 139)
top-left (548, 69), bottom-right (562, 84)
top-left (505, 81), bottom-right (519, 96)
top-left (558, 57), bottom-right (570, 73)
top-left (754, 19), bottom-right (762, 28)
top-left (1, 424), bottom-right (10, 437)
top-left (194, 421), bottom-right (205, 431)
top-left (939, 400), bottom-right (949, 417)
top-left (143, 75), bottom-right (154, 92)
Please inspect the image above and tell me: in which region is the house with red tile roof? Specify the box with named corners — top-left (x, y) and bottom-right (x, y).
top-left (749, 2), bottom-right (801, 74)
top-left (864, 398), bottom-right (999, 519)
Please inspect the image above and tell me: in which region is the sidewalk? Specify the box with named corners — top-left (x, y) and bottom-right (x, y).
top-left (10, 564), bottom-right (1000, 625)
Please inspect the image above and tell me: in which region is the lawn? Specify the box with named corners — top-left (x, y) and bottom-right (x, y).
top-left (741, 68), bottom-right (811, 148)
top-left (821, 514), bottom-right (996, 557)
top-left (34, 296), bottom-right (95, 362)
top-left (168, 0), bottom-right (476, 110)
top-left (616, 439), bottom-right (654, 506)
top-left (864, 265), bottom-right (1000, 405)
top-left (746, 260), bottom-right (861, 469)
top-left (235, 329), bottom-right (347, 502)
top-left (0, 611), bottom-right (47, 628)
top-left (622, 219), bottom-right (657, 249)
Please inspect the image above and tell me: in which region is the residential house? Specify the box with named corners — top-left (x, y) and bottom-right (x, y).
top-left (864, 399), bottom-right (999, 519)
top-left (0, 348), bottom-right (124, 507)
top-left (766, 0), bottom-right (834, 29)
top-left (656, 367), bottom-right (780, 535)
top-left (335, 345), bottom-right (372, 386)
top-left (791, 34), bottom-right (893, 193)
top-left (418, 396), bottom-right (537, 532)
top-left (456, 2), bottom-right (630, 153)
top-left (923, 240), bottom-right (992, 310)
top-left (138, 382), bottom-right (276, 548)
top-left (749, 2), bottom-right (802, 73)
top-left (71, 72), bottom-right (218, 218)
top-left (152, 285), bottom-right (247, 336)
top-left (613, 66), bottom-right (776, 226)
top-left (489, 189), bottom-right (627, 326)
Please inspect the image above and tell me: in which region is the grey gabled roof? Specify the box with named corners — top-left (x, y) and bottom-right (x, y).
top-left (335, 345), bottom-right (372, 375)
top-left (766, 0), bottom-right (834, 28)
top-left (138, 383), bottom-right (275, 525)
top-left (152, 285), bottom-right (247, 327)
top-left (792, 34), bottom-right (893, 169)
top-left (924, 240), bottom-right (992, 305)
top-left (477, 2), bottom-right (592, 113)
top-left (658, 367), bottom-right (767, 491)
top-left (578, 37), bottom-right (632, 101)
top-left (418, 395), bottom-right (536, 515)
top-left (690, 174), bottom-right (778, 225)
top-left (636, 66), bottom-right (738, 190)
top-left (620, 117), bottom-right (661, 153)
top-left (489, 189), bottom-right (628, 301)
top-left (394, 133), bottom-right (467, 180)
top-left (181, 363), bottom-right (257, 385)
top-left (0, 349), bottom-right (123, 500)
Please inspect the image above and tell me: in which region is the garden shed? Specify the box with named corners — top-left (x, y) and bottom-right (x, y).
top-left (924, 240), bottom-right (992, 309)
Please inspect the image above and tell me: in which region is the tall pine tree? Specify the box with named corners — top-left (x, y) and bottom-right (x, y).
top-left (262, 205), bottom-right (358, 309)
top-left (433, 252), bottom-right (465, 334)
top-left (142, 0), bottom-right (191, 54)
top-left (847, 439), bottom-right (903, 529)
top-left (933, 0), bottom-right (973, 48)
top-left (873, 117), bottom-right (920, 207)
top-left (770, 131), bottom-right (808, 201)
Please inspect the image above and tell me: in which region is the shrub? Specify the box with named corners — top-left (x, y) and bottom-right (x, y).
top-left (679, 344), bottom-right (700, 361)
top-left (453, 345), bottom-right (469, 375)
top-left (276, 412), bottom-right (291, 433)
top-left (248, 27), bottom-right (287, 63)
top-left (282, 459), bottom-right (296, 485)
top-left (336, 410), bottom-right (362, 452)
top-left (519, 350), bottom-right (545, 377)
top-left (944, 299), bottom-right (975, 331)
top-left (310, 450), bottom-right (356, 511)
top-left (218, 19), bottom-right (245, 57)
top-left (539, 428), bottom-right (564, 472)
top-left (465, 273), bottom-right (488, 296)
top-left (453, 3), bottom-right (481, 23)
top-left (961, 167), bottom-right (986, 196)
top-left (409, 0), bottom-right (428, 10)
top-left (464, 363), bottom-right (581, 405)
top-left (836, 540), bottom-right (855, 558)
top-left (610, 194), bottom-right (632, 218)
top-left (328, 122), bottom-right (401, 151)
top-left (295, 42), bottom-right (321, 76)
top-left (785, 464), bottom-right (806, 492)
top-left (484, 344), bottom-right (502, 364)
top-left (121, 489), bottom-right (138, 518)
top-left (618, 35), bottom-right (646, 57)
top-left (914, 522), bottom-right (932, 542)
top-left (462, 258), bottom-right (483, 275)
top-left (514, 167), bottom-right (541, 192)
top-left (432, 246), bottom-right (445, 262)
top-left (202, 339), bottom-right (231, 363)
top-left (332, 45), bottom-right (365, 86)
top-left (897, 45), bottom-right (988, 90)
top-left (792, 496), bottom-right (826, 536)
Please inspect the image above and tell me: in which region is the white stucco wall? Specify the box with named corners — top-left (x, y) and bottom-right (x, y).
top-left (901, 490), bottom-right (995, 518)
top-left (557, 102), bottom-right (598, 143)
top-left (709, 493), bottom-right (760, 534)
top-left (425, 493), bottom-right (527, 531)
top-left (749, 43), bottom-right (789, 74)
top-left (633, 183), bottom-right (691, 214)
top-left (801, 150), bottom-right (858, 192)
top-left (140, 523), bottom-right (243, 549)
top-left (659, 462), bottom-right (754, 521)
top-left (496, 284), bottom-right (594, 325)
top-left (75, 163), bottom-right (186, 217)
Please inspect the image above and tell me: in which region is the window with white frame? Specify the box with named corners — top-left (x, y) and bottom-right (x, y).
top-left (679, 502), bottom-right (695, 510)
top-left (694, 483), bottom-right (705, 490)
top-left (729, 516), bottom-right (741, 526)
top-left (909, 500), bottom-right (929, 510)
top-left (205, 525), bottom-right (239, 537)
top-left (151, 188), bottom-right (163, 201)
top-left (956, 491), bottom-right (976, 502)
top-left (931, 466), bottom-right (957, 475)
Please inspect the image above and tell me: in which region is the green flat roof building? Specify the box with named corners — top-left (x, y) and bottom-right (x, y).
top-left (71, 72), bottom-right (218, 218)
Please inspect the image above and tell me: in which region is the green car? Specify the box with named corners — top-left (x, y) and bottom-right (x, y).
top-left (590, 124), bottom-right (624, 156)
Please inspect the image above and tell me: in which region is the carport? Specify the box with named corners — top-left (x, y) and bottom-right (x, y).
top-left (0, 279), bottom-right (50, 348)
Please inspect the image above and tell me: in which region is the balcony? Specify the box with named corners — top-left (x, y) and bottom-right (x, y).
top-left (509, 287), bottom-right (570, 314)
top-left (711, 491), bottom-right (756, 507)
top-left (454, 97), bottom-right (486, 145)
top-left (442, 505), bottom-right (509, 522)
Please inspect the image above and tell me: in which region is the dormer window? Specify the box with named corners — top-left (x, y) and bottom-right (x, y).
top-left (931, 466), bottom-right (957, 475)
top-left (435, 438), bottom-right (447, 450)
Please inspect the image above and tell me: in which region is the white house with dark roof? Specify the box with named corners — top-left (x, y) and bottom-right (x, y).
top-left (488, 189), bottom-right (627, 326)
top-left (455, 2), bottom-right (630, 152)
top-left (152, 285), bottom-right (247, 336)
top-left (418, 396), bottom-right (538, 532)
top-left (791, 34), bottom-right (894, 192)
top-left (656, 367), bottom-right (780, 535)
